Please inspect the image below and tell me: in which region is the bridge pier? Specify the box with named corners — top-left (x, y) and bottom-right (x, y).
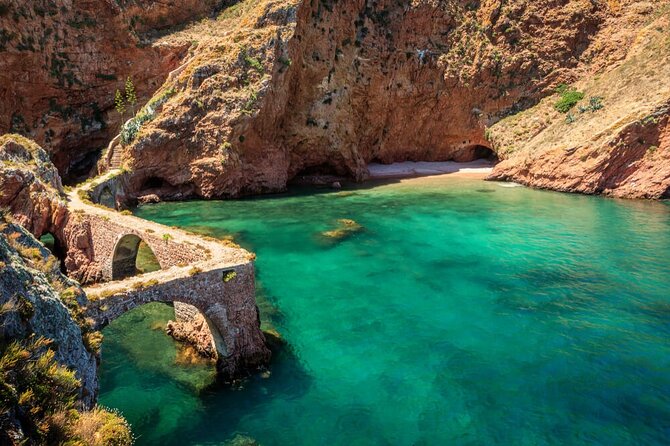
top-left (85, 262), bottom-right (271, 380)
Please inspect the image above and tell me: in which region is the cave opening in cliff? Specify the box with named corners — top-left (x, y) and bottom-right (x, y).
top-left (289, 163), bottom-right (345, 185)
top-left (461, 145), bottom-right (498, 162)
top-left (111, 234), bottom-right (161, 280)
top-left (62, 148), bottom-right (103, 186)
top-left (39, 232), bottom-right (66, 273)
top-left (141, 176), bottom-right (167, 191)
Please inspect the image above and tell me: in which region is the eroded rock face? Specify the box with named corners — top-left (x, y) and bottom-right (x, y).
top-left (0, 220), bottom-right (98, 408)
top-left (0, 134), bottom-right (68, 236)
top-left (489, 104), bottom-right (670, 198)
top-left (487, 9), bottom-right (670, 198)
top-left (0, 0), bottom-right (209, 180)
top-left (118, 0), bottom-right (647, 200)
top-left (167, 302), bottom-right (217, 359)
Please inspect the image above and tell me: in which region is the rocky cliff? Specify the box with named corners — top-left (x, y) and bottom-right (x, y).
top-left (2, 0), bottom-right (669, 199)
top-left (0, 219), bottom-right (98, 405)
top-left (0, 0), bottom-right (225, 182)
top-left (0, 134), bottom-right (67, 236)
top-left (0, 217), bottom-right (135, 444)
top-left (487, 7), bottom-right (670, 198)
top-left (102, 0), bottom-right (668, 201)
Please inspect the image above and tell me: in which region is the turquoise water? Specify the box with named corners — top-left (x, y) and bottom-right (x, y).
top-left (99, 177), bottom-right (670, 445)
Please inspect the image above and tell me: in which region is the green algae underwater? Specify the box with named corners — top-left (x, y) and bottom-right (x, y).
top-left (99, 177), bottom-right (670, 445)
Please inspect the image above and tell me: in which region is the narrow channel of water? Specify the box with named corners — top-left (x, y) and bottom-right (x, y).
top-left (99, 177), bottom-right (670, 445)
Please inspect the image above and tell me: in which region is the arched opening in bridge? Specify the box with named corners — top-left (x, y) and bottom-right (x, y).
top-left (111, 234), bottom-right (161, 280)
top-left (39, 232), bottom-right (66, 273)
top-left (98, 302), bottom-right (217, 394)
top-left (99, 186), bottom-right (115, 209)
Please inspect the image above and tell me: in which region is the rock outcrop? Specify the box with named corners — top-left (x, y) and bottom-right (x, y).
top-left (0, 134), bottom-right (68, 236)
top-left (487, 9), bottom-right (670, 198)
top-left (98, 0), bottom-right (668, 201)
top-left (0, 134), bottom-right (99, 282)
top-left (0, 0), bottom-right (223, 181)
top-left (166, 302), bottom-right (217, 359)
top-left (0, 219), bottom-right (98, 407)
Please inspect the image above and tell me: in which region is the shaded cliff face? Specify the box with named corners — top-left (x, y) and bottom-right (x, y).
top-left (0, 220), bottom-right (98, 407)
top-left (0, 0), bottom-right (212, 181)
top-left (0, 219), bottom-right (134, 444)
top-left (487, 8), bottom-right (670, 199)
top-left (120, 0), bottom-right (668, 200)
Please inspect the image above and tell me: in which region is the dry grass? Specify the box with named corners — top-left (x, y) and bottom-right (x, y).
top-left (70, 407), bottom-right (133, 446)
top-left (489, 11), bottom-right (670, 158)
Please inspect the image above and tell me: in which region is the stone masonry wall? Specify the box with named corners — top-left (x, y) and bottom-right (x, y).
top-left (64, 213), bottom-right (205, 282)
top-left (85, 262), bottom-right (270, 380)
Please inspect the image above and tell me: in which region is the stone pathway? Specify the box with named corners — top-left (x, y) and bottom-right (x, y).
top-left (66, 170), bottom-right (253, 299)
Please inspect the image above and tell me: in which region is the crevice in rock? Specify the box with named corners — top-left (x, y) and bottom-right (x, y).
top-left (39, 232), bottom-right (67, 274)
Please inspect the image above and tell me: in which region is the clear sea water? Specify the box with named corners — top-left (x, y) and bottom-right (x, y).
top-left (98, 177), bottom-right (670, 445)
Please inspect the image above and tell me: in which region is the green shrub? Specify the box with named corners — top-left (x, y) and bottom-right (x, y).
top-left (0, 337), bottom-right (80, 441)
top-left (554, 84), bottom-right (584, 113)
top-left (95, 73), bottom-right (117, 81)
top-left (83, 331), bottom-right (104, 354)
top-left (242, 49), bottom-right (264, 73)
top-left (222, 270), bottom-right (237, 283)
top-left (120, 108), bottom-right (154, 146)
top-left (120, 87), bottom-right (176, 146)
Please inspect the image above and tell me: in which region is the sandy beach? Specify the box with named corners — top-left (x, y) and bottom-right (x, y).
top-left (367, 160), bottom-right (494, 181)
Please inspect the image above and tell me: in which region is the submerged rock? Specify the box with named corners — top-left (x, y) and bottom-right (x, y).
top-left (320, 218), bottom-right (364, 241)
top-left (224, 434), bottom-right (261, 446)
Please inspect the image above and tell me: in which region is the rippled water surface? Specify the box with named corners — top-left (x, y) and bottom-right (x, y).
top-left (99, 177), bottom-right (670, 445)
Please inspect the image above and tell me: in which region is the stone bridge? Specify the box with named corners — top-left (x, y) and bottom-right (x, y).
top-left (66, 170), bottom-right (270, 379)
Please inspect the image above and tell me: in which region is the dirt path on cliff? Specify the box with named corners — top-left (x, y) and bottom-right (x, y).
top-left (66, 170), bottom-right (253, 298)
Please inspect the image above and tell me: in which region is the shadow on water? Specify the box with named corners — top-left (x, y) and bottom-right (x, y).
top-left (160, 340), bottom-right (314, 445)
top-left (100, 299), bottom-right (312, 446)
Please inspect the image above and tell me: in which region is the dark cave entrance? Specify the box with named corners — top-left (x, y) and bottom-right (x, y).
top-left (142, 176), bottom-right (166, 191)
top-left (39, 232), bottom-right (66, 273)
top-left (294, 163), bottom-right (342, 177)
top-left (62, 148), bottom-right (103, 186)
top-left (457, 145), bottom-right (498, 162)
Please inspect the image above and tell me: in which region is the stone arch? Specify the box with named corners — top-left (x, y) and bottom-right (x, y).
top-left (111, 234), bottom-right (161, 280)
top-left (87, 263), bottom-right (270, 379)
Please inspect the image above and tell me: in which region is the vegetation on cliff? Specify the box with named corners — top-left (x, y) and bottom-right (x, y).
top-left (0, 215), bottom-right (133, 444)
top-left (488, 6), bottom-right (670, 198)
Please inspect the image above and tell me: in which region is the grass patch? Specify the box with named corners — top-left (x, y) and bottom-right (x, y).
top-left (554, 84), bottom-right (585, 113)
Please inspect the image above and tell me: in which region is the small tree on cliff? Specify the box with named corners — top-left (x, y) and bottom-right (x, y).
top-left (114, 89), bottom-right (126, 120)
top-left (125, 77), bottom-right (137, 115)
